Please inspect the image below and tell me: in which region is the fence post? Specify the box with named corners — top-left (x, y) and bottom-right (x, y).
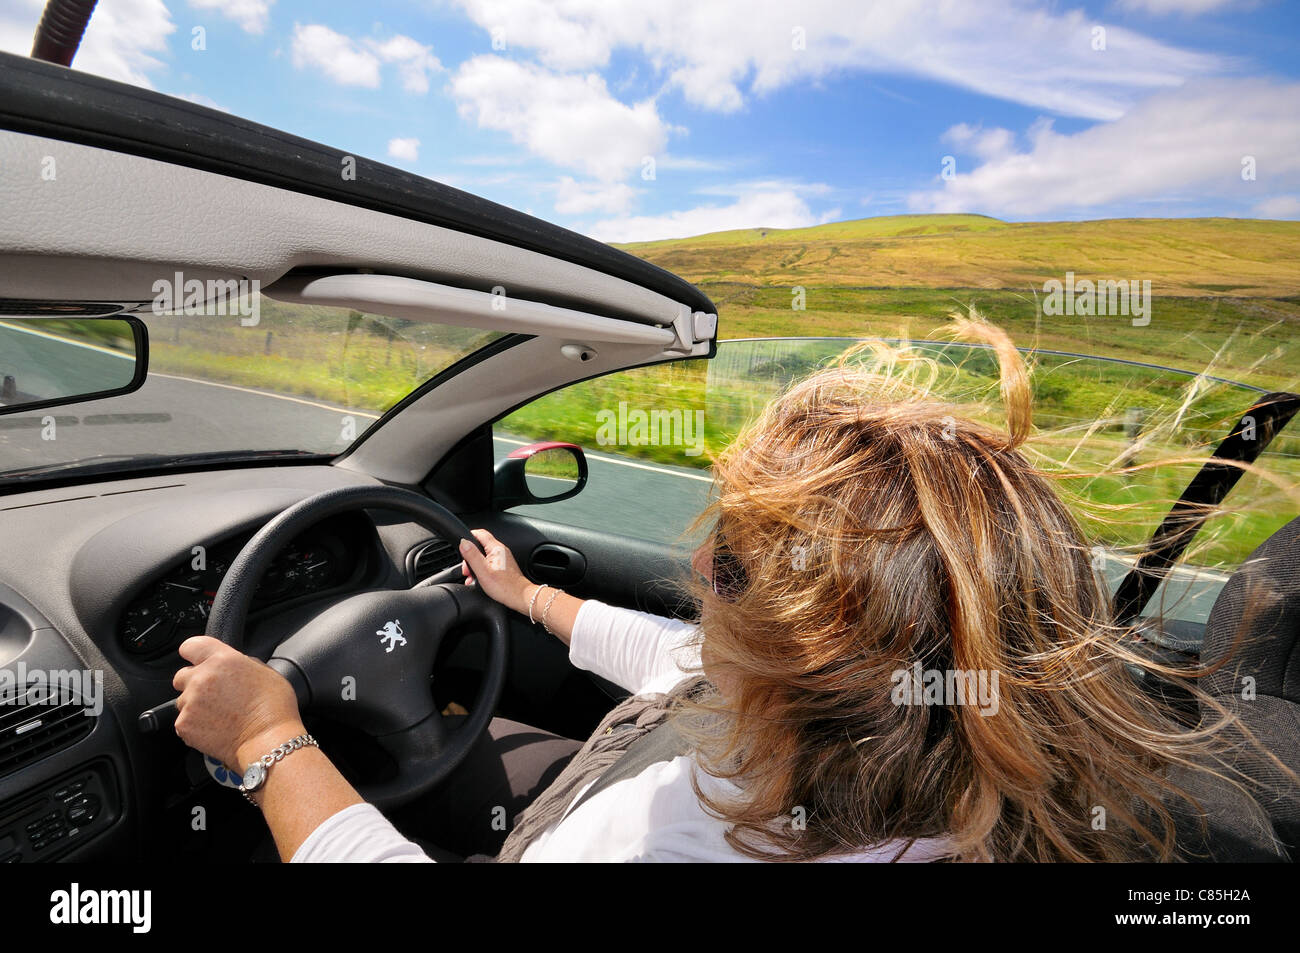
top-left (1119, 407), bottom-right (1146, 467)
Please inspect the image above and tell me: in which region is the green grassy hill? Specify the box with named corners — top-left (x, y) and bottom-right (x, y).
top-left (621, 213), bottom-right (1009, 248)
top-left (617, 215), bottom-right (1300, 394)
top-left (618, 214), bottom-right (1300, 297)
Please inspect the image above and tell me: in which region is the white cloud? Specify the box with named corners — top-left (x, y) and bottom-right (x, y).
top-left (368, 34), bottom-right (443, 94)
top-left (291, 23), bottom-right (380, 88)
top-left (453, 0), bottom-right (1226, 120)
top-left (0, 0), bottom-right (43, 57)
top-left (0, 0), bottom-right (174, 89)
top-left (449, 55), bottom-right (671, 181)
top-left (908, 79), bottom-right (1300, 217)
top-left (942, 124), bottom-right (1016, 161)
top-left (387, 137), bottom-right (421, 161)
top-left (290, 24), bottom-right (440, 92)
top-left (188, 0), bottom-right (273, 35)
top-left (554, 177), bottom-right (638, 215)
top-left (588, 188), bottom-right (821, 242)
top-left (1254, 196), bottom-right (1300, 219)
top-left (456, 0), bottom-right (620, 73)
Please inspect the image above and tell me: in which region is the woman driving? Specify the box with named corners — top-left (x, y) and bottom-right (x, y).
top-left (171, 319), bottom-right (1258, 862)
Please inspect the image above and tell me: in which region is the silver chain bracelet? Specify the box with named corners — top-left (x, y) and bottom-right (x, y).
top-left (541, 587), bottom-right (562, 635)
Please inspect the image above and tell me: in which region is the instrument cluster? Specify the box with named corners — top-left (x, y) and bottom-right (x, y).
top-left (119, 528), bottom-right (357, 657)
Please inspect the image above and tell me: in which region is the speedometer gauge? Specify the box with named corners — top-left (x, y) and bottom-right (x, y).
top-left (284, 546), bottom-right (332, 590)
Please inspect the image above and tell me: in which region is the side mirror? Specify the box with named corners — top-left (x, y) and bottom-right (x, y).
top-left (493, 442), bottom-right (588, 510)
top-left (0, 317), bottom-right (149, 416)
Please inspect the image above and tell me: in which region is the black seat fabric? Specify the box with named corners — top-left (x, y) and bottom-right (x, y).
top-left (1185, 515), bottom-right (1300, 859)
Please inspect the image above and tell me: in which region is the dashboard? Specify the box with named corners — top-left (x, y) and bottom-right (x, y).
top-left (0, 464), bottom-right (456, 862)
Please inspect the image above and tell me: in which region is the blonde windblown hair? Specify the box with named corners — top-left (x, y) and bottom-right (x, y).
top-left (677, 315), bottom-right (1288, 862)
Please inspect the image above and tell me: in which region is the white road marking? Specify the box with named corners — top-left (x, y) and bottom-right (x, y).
top-left (148, 372), bottom-right (382, 419)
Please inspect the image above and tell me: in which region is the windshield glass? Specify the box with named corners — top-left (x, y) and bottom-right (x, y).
top-left (0, 298), bottom-right (504, 485)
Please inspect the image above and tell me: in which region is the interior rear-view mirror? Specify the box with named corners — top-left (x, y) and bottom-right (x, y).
top-left (0, 317), bottom-right (148, 416)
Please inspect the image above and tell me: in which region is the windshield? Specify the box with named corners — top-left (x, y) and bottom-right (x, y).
top-left (0, 298), bottom-right (504, 485)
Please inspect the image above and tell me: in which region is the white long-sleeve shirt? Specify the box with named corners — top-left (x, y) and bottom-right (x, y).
top-left (291, 599), bottom-right (949, 862)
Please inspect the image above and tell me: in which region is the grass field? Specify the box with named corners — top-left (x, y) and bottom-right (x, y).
top-left (619, 214), bottom-right (1300, 394)
top-left (145, 304), bottom-right (502, 411)
top-left (618, 214), bottom-right (1300, 298)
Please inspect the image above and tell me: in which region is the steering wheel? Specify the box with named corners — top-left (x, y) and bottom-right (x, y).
top-left (203, 484), bottom-right (508, 810)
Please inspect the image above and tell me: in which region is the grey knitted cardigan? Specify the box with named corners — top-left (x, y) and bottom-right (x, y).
top-left (481, 676), bottom-right (707, 863)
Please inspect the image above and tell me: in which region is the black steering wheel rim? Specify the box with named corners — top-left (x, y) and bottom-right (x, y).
top-left (205, 484), bottom-right (509, 808)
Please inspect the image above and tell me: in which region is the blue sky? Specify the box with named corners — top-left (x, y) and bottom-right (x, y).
top-left (3, 0), bottom-right (1298, 240)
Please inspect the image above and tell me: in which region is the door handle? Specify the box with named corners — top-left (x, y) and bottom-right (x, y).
top-left (528, 543), bottom-right (587, 586)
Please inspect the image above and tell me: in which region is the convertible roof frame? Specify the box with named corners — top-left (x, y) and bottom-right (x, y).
top-left (0, 126), bottom-right (709, 330)
top-left (0, 52), bottom-right (715, 317)
top-left (265, 273), bottom-right (714, 352)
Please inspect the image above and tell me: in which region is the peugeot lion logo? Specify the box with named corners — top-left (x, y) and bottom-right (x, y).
top-left (377, 619), bottom-right (407, 653)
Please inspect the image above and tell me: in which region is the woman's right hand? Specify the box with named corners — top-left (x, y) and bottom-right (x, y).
top-left (459, 528), bottom-right (536, 615)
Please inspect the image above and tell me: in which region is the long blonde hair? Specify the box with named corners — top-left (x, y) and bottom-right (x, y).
top-left (679, 317), bottom-right (1287, 861)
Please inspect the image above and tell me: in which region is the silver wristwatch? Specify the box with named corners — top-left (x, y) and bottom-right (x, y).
top-left (238, 733), bottom-right (318, 806)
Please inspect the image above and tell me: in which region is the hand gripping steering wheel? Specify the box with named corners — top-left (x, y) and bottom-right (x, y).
top-left (155, 485), bottom-right (509, 810)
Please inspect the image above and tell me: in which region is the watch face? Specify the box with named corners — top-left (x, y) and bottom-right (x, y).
top-left (242, 762), bottom-right (266, 790)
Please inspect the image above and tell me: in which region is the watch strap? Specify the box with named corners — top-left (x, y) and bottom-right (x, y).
top-left (238, 732), bottom-right (318, 806)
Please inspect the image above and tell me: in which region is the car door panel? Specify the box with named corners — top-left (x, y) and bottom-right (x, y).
top-left (429, 510), bottom-right (696, 739)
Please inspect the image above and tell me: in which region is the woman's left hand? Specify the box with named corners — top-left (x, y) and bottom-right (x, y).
top-left (172, 636), bottom-right (306, 771)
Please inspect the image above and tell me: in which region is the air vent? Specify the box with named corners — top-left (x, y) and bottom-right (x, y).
top-left (0, 687), bottom-right (94, 778)
top-left (408, 538), bottom-right (460, 583)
